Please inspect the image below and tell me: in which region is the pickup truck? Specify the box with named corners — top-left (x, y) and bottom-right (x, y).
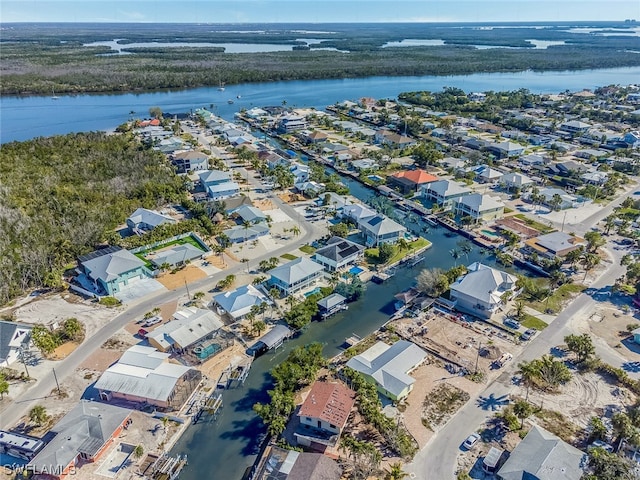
top-left (493, 352), bottom-right (513, 368)
top-left (142, 315), bottom-right (162, 328)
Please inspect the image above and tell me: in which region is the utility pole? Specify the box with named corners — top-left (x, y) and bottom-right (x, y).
top-left (19, 347), bottom-right (29, 378)
top-left (52, 368), bottom-right (61, 395)
top-left (475, 341), bottom-right (482, 374)
top-left (184, 279), bottom-right (191, 301)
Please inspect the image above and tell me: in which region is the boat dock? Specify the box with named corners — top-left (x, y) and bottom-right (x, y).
top-left (146, 453), bottom-right (188, 480)
top-left (344, 333), bottom-right (362, 348)
top-left (192, 390), bottom-right (223, 424)
top-left (217, 357), bottom-right (253, 389)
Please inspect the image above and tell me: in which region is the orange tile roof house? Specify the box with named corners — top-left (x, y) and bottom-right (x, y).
top-left (387, 169), bottom-right (439, 194)
top-left (294, 381), bottom-right (355, 450)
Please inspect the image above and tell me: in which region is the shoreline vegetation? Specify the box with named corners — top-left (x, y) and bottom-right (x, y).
top-left (2, 22), bottom-right (640, 96)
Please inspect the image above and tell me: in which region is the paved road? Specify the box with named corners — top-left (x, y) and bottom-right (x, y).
top-left (0, 173), bottom-right (325, 429)
top-left (407, 239), bottom-right (631, 479)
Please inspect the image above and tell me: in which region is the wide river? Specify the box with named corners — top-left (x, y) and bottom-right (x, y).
top-left (1, 67), bottom-right (634, 478)
top-left (1, 66), bottom-right (640, 143)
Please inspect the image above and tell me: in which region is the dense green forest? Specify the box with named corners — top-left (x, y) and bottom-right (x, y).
top-left (1, 22), bottom-right (639, 95)
top-left (0, 133), bottom-right (185, 304)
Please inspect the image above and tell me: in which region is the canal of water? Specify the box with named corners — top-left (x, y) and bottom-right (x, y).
top-left (172, 167), bottom-right (529, 480)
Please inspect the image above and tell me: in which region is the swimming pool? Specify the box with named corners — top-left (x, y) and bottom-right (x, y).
top-left (481, 229), bottom-right (500, 237)
top-left (304, 287), bottom-right (321, 297)
top-left (368, 175), bottom-right (384, 182)
top-left (349, 266), bottom-right (364, 275)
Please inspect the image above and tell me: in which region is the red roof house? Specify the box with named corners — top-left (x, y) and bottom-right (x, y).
top-left (387, 169), bottom-right (439, 194)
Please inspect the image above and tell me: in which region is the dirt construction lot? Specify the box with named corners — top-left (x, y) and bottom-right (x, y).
top-left (156, 264), bottom-right (207, 289)
top-left (587, 305), bottom-right (640, 363)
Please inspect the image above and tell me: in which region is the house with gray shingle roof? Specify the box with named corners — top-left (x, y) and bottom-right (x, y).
top-left (420, 179), bottom-right (472, 209)
top-left (313, 236), bottom-right (364, 272)
top-left (497, 425), bottom-right (586, 480)
top-left (0, 320), bottom-right (32, 367)
top-left (223, 224), bottom-right (269, 243)
top-left (454, 194), bottom-right (505, 222)
top-left (78, 247), bottom-right (151, 296)
top-left (28, 400), bottom-right (131, 479)
top-left (267, 257), bottom-right (324, 296)
top-left (345, 340), bottom-right (428, 400)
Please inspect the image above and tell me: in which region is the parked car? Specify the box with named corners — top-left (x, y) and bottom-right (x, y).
top-left (588, 440), bottom-right (613, 453)
top-left (493, 352), bottom-right (513, 368)
top-left (137, 328), bottom-right (149, 338)
top-left (521, 329), bottom-right (537, 341)
top-left (142, 315), bottom-right (162, 327)
top-left (504, 318), bottom-right (521, 329)
top-left (462, 432), bottom-right (481, 450)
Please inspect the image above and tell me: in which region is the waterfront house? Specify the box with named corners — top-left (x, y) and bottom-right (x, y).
top-left (359, 214), bottom-right (407, 247)
top-left (497, 425), bottom-right (586, 480)
top-left (0, 320), bottom-right (32, 367)
top-left (251, 445), bottom-right (342, 480)
top-left (313, 236), bottom-right (365, 272)
top-left (199, 170), bottom-right (240, 200)
top-left (387, 169), bottom-right (439, 194)
top-left (350, 158), bottom-right (379, 171)
top-left (290, 163), bottom-right (310, 183)
top-left (519, 153), bottom-right (548, 166)
top-left (222, 224), bottom-right (270, 243)
top-left (500, 172), bottom-right (535, 191)
top-left (342, 203), bottom-right (376, 225)
top-left (295, 181), bottom-right (326, 197)
top-left (78, 246), bottom-right (151, 296)
top-left (94, 345), bottom-right (202, 411)
top-left (278, 114), bottom-right (307, 133)
top-left (524, 231), bottom-right (586, 259)
top-left (450, 262), bottom-right (517, 319)
top-left (420, 179), bottom-right (472, 209)
top-left (294, 381), bottom-right (356, 450)
top-left (317, 293), bottom-right (347, 318)
top-left (454, 194), bottom-right (505, 222)
top-left (171, 150), bottom-right (209, 173)
top-left (213, 284), bottom-right (269, 321)
top-left (27, 400), bottom-right (131, 480)
top-left (304, 130), bottom-right (329, 144)
top-left (146, 307), bottom-right (224, 353)
top-left (267, 257), bottom-right (325, 296)
top-left (345, 339), bottom-right (428, 401)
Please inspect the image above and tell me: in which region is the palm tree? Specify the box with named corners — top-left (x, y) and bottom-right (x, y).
top-left (285, 296), bottom-right (297, 312)
top-left (517, 360), bottom-right (538, 401)
top-left (513, 400), bottom-right (533, 430)
top-left (290, 225), bottom-right (301, 237)
top-left (581, 252), bottom-right (601, 280)
top-left (449, 248), bottom-right (461, 266)
top-left (384, 462), bottom-right (408, 480)
top-left (269, 287), bottom-right (281, 301)
top-left (253, 320), bottom-right (266, 336)
top-left (133, 444), bottom-right (144, 460)
top-left (29, 405), bottom-right (48, 426)
top-left (457, 240), bottom-right (473, 260)
top-left (397, 238), bottom-right (410, 252)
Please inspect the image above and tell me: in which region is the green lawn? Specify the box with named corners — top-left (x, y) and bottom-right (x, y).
top-left (299, 245), bottom-right (316, 254)
top-left (514, 214), bottom-right (556, 234)
top-left (281, 253), bottom-right (298, 261)
top-left (530, 283), bottom-right (586, 313)
top-left (365, 237), bottom-right (431, 266)
top-left (520, 314), bottom-right (548, 331)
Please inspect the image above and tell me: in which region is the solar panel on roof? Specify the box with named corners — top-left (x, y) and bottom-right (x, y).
top-left (77, 245), bottom-right (121, 263)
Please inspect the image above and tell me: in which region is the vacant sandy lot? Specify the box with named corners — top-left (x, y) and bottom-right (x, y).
top-left (587, 306), bottom-right (640, 362)
top-left (156, 264), bottom-right (207, 289)
top-left (13, 294), bottom-right (118, 338)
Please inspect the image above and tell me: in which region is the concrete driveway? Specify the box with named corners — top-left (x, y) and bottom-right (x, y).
top-left (114, 278), bottom-right (166, 303)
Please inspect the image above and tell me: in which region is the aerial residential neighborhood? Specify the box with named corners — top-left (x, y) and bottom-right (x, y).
top-left (2, 80), bottom-right (640, 480)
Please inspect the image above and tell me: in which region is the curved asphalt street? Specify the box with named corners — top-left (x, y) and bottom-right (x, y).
top-left (0, 186), bottom-right (325, 429)
top-left (406, 185), bottom-right (639, 480)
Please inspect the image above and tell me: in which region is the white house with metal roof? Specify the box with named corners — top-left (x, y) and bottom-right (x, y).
top-left (454, 194), bottom-right (505, 222)
top-left (267, 257), bottom-right (325, 296)
top-left (78, 247), bottom-right (152, 296)
top-left (345, 340), bottom-right (428, 401)
top-left (359, 215), bottom-right (407, 247)
top-left (450, 262), bottom-right (517, 318)
top-left (146, 307), bottom-right (224, 353)
top-left (94, 345), bottom-right (202, 410)
top-left (198, 170), bottom-right (240, 200)
top-left (342, 204), bottom-right (376, 225)
top-left (230, 205), bottom-right (267, 224)
top-left (213, 284), bottom-right (270, 321)
top-left (420, 179), bottom-right (472, 209)
top-left (126, 208), bottom-right (176, 232)
top-left (500, 172), bottom-right (535, 191)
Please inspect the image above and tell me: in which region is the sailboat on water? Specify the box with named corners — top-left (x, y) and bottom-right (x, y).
top-left (51, 88), bottom-right (59, 100)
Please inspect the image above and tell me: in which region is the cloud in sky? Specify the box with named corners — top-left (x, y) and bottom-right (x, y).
top-left (2, 0), bottom-right (639, 23)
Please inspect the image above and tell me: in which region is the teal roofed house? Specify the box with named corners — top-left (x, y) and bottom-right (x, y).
top-left (79, 247), bottom-right (151, 296)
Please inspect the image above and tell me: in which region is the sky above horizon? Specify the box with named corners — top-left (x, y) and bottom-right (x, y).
top-left (2, 1), bottom-right (639, 24)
